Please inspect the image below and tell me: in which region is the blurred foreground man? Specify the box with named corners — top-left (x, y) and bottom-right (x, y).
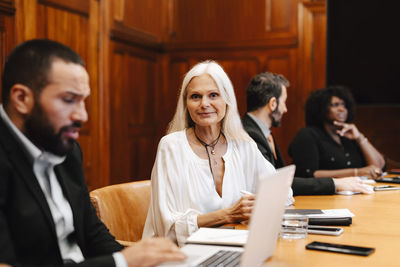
top-left (0, 39), bottom-right (185, 267)
top-left (242, 72), bottom-right (373, 195)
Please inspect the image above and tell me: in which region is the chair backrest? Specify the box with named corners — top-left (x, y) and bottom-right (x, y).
top-left (90, 180), bottom-right (151, 242)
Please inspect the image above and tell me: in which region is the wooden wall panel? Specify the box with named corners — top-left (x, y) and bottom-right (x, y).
top-left (38, 0), bottom-right (89, 16)
top-left (0, 1), bottom-right (15, 101)
top-left (167, 0), bottom-right (297, 49)
top-left (109, 42), bottom-right (159, 184)
top-left (109, 0), bottom-right (168, 49)
top-left (119, 0), bottom-right (163, 38)
top-left (298, 1), bottom-right (326, 93)
top-left (35, 4), bottom-right (89, 65)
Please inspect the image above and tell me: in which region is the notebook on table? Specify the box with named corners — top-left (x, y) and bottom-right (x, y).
top-left (284, 209), bottom-right (354, 226)
top-left (185, 227), bottom-right (248, 247)
top-left (159, 165), bottom-right (295, 267)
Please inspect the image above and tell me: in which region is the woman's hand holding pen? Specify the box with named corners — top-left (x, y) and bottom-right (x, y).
top-left (225, 191), bottom-right (255, 224)
top-left (197, 190), bottom-right (255, 228)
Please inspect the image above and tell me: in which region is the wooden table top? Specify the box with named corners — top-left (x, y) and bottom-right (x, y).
top-left (262, 183), bottom-right (400, 266)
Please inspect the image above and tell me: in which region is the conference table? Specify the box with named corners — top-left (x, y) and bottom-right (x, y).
top-left (257, 182), bottom-right (400, 266)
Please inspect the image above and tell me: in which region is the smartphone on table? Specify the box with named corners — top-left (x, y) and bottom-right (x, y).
top-left (374, 185), bottom-right (400, 191)
top-left (307, 226), bottom-right (343, 236)
top-left (306, 241), bottom-right (375, 256)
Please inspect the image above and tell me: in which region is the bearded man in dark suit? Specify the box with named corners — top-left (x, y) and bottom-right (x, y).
top-left (0, 39), bottom-right (185, 267)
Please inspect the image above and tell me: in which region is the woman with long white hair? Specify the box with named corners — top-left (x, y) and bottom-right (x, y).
top-left (143, 60), bottom-right (293, 246)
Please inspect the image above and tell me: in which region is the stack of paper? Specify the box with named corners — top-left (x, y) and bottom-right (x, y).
top-left (185, 228), bottom-right (248, 246)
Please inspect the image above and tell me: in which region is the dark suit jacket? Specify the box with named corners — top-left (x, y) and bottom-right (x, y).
top-left (0, 117), bottom-right (123, 267)
top-left (242, 114), bottom-right (335, 195)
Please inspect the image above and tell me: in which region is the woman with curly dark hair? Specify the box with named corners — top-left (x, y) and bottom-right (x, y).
top-left (289, 86), bottom-right (385, 179)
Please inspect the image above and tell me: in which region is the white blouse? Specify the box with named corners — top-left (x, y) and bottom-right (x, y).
top-left (142, 130), bottom-right (293, 246)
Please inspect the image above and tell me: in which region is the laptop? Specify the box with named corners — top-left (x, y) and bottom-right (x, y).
top-left (159, 165), bottom-right (295, 267)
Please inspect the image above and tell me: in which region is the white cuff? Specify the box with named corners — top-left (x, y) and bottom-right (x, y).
top-left (285, 187), bottom-right (295, 206)
top-left (174, 209), bottom-right (201, 247)
top-left (113, 252), bottom-right (128, 267)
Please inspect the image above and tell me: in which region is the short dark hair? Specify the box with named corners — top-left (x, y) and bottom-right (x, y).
top-left (305, 86), bottom-right (355, 128)
top-left (2, 39), bottom-right (84, 105)
top-left (246, 72), bottom-right (290, 112)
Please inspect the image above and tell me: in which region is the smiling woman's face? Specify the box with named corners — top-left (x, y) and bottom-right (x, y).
top-left (186, 74), bottom-right (226, 128)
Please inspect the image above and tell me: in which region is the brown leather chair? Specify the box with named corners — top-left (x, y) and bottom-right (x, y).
top-left (90, 180), bottom-right (151, 244)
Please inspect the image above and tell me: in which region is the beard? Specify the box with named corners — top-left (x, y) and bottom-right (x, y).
top-left (270, 107), bottom-right (283, 127)
top-left (24, 104), bottom-right (82, 156)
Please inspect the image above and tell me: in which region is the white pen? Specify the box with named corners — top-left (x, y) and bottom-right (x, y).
top-left (240, 190), bottom-right (253, 195)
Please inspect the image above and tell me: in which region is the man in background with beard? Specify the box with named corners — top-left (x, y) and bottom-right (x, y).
top-left (242, 72), bottom-right (373, 195)
top-left (0, 39), bottom-right (185, 266)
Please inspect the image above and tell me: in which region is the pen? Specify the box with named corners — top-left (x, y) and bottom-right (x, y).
top-left (240, 190), bottom-right (253, 195)
top-left (374, 169), bottom-right (386, 176)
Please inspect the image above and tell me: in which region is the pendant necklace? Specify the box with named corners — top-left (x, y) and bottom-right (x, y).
top-left (194, 128), bottom-right (222, 182)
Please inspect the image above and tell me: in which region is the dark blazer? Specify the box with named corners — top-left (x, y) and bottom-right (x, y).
top-left (0, 117), bottom-right (123, 267)
top-left (242, 114), bottom-right (335, 195)
top-left (242, 114), bottom-right (285, 168)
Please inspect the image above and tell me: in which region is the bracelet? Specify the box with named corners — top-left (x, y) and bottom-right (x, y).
top-left (361, 137), bottom-right (368, 144)
top-left (354, 168), bottom-right (358, 176)
top-left (357, 134), bottom-right (368, 145)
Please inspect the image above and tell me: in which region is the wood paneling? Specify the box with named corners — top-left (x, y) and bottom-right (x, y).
top-left (0, 0), bottom-right (14, 15)
top-left (35, 4), bottom-right (89, 59)
top-left (169, 0), bottom-right (297, 44)
top-left (0, 2), bottom-right (15, 101)
top-left (298, 0), bottom-right (326, 93)
top-left (109, 41), bottom-right (159, 183)
top-left (38, 0), bottom-right (89, 16)
top-left (117, 0), bottom-right (164, 38)
top-left (109, 0), bottom-right (168, 49)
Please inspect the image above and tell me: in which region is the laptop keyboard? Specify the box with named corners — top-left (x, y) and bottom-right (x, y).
top-left (197, 250), bottom-right (242, 267)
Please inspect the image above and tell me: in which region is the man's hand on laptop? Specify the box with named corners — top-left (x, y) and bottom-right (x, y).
top-left (121, 237), bottom-right (186, 267)
top-left (334, 177), bottom-right (374, 194)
